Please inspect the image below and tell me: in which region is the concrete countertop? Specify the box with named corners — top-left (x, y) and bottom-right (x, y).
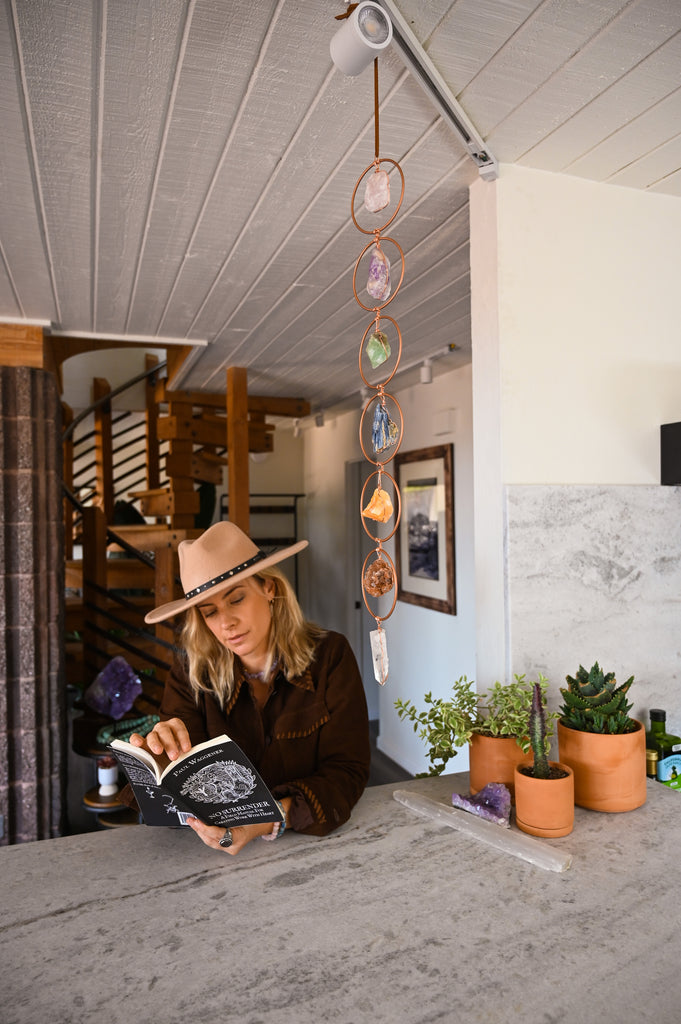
top-left (1, 774), bottom-right (679, 1024)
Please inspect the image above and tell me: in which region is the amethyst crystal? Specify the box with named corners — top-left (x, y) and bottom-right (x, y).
top-left (451, 783), bottom-right (512, 828)
top-left (366, 246), bottom-right (391, 302)
top-left (83, 656), bottom-right (142, 719)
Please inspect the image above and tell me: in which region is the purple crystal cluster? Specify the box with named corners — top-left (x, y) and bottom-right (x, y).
top-left (451, 783), bottom-right (511, 828)
top-left (83, 656), bottom-right (142, 719)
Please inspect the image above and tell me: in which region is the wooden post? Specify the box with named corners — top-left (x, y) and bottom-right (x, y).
top-left (62, 402), bottom-right (74, 560)
top-left (226, 367), bottom-right (249, 533)
top-left (145, 354), bottom-right (161, 492)
top-left (81, 504), bottom-right (108, 677)
top-left (154, 544), bottom-right (177, 645)
top-left (166, 393), bottom-right (198, 529)
top-left (93, 377), bottom-right (114, 523)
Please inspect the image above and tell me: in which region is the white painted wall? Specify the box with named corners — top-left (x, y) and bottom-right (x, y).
top-left (303, 364), bottom-right (477, 776)
top-left (470, 165), bottom-right (681, 731)
top-left (61, 346), bottom-right (167, 412)
top-left (492, 166), bottom-right (681, 484)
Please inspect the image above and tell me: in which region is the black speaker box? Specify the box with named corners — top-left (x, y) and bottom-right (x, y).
top-left (661, 422), bottom-right (681, 485)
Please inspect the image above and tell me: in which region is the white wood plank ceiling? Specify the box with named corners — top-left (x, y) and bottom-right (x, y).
top-left (1, 0), bottom-right (679, 410)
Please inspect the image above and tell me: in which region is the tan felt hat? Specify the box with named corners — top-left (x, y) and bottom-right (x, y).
top-left (144, 520), bottom-right (308, 624)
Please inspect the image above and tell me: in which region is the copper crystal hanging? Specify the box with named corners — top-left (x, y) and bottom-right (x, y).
top-left (352, 58), bottom-right (406, 685)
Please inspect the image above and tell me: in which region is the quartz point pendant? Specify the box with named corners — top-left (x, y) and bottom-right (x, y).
top-left (370, 627), bottom-right (389, 685)
top-left (366, 329), bottom-right (391, 369)
top-left (364, 169), bottom-right (390, 213)
top-left (367, 246), bottom-right (391, 302)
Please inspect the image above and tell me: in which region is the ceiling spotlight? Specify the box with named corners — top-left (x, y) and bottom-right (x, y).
top-left (292, 418), bottom-right (301, 438)
top-left (315, 411), bottom-right (325, 428)
top-left (420, 358), bottom-right (432, 385)
top-left (330, 2), bottom-right (393, 77)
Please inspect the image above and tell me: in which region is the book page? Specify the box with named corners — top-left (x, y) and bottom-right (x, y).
top-left (159, 733), bottom-right (233, 782)
top-left (110, 738), bottom-right (165, 782)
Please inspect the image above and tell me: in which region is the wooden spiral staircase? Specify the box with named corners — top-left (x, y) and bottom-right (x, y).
top-left (63, 354), bottom-right (310, 726)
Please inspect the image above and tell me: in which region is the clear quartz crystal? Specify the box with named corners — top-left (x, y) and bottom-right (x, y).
top-left (364, 169), bottom-right (390, 213)
top-left (370, 627), bottom-right (389, 685)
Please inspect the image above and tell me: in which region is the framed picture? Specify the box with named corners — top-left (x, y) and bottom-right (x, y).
top-left (394, 443), bottom-right (456, 615)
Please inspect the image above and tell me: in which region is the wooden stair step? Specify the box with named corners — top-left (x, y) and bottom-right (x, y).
top-left (107, 525), bottom-right (200, 550)
top-left (66, 558), bottom-right (155, 590)
top-left (127, 488), bottom-right (199, 517)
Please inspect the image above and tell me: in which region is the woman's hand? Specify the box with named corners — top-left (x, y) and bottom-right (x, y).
top-left (186, 818), bottom-right (274, 856)
top-left (128, 717), bottom-right (192, 761)
top-left (187, 796), bottom-right (291, 856)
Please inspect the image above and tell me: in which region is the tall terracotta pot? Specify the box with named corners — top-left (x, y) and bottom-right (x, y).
top-left (557, 719), bottom-right (647, 812)
top-left (469, 734), bottom-right (532, 799)
top-left (514, 762), bottom-right (574, 838)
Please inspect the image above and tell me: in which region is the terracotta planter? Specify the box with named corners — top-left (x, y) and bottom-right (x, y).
top-left (514, 762), bottom-right (574, 838)
top-left (469, 734), bottom-right (532, 799)
top-left (557, 719), bottom-right (647, 813)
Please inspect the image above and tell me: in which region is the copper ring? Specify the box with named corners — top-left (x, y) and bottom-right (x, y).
top-left (350, 158), bottom-right (405, 235)
top-left (358, 315), bottom-right (402, 389)
top-left (361, 548), bottom-right (398, 622)
top-left (359, 469), bottom-right (401, 543)
top-left (358, 391), bottom-right (404, 466)
top-left (352, 236), bottom-right (405, 313)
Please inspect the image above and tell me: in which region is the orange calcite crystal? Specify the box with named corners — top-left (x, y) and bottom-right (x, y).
top-left (362, 487), bottom-right (394, 523)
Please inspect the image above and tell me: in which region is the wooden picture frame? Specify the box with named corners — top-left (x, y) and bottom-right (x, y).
top-left (394, 443), bottom-right (456, 615)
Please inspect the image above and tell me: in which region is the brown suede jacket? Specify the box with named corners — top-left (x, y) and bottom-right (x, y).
top-left (159, 630), bottom-right (371, 836)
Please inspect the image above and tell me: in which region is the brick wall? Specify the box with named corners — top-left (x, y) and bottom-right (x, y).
top-left (0, 366), bottom-right (66, 843)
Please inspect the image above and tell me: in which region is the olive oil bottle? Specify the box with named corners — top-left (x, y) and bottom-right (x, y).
top-left (646, 709), bottom-right (681, 790)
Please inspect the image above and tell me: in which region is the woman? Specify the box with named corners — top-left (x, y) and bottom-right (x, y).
top-left (130, 521), bottom-right (371, 856)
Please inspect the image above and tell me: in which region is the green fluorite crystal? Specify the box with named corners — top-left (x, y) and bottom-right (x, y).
top-left (366, 330), bottom-right (390, 369)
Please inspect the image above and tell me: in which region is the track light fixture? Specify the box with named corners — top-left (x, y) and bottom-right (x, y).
top-left (330, 1), bottom-right (498, 180)
top-left (330, 2), bottom-right (393, 77)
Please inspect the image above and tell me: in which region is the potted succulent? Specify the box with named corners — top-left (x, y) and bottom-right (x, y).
top-left (557, 661), bottom-right (646, 812)
top-left (514, 683), bottom-right (574, 837)
top-left (395, 674), bottom-right (558, 797)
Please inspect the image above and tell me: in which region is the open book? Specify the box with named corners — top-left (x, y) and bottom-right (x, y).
top-left (109, 733), bottom-right (284, 828)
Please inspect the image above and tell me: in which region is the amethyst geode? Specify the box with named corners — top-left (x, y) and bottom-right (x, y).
top-left (83, 656), bottom-right (142, 719)
top-left (451, 783), bottom-right (511, 828)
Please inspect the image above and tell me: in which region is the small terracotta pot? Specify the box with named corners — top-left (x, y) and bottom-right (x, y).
top-left (514, 762), bottom-right (574, 838)
top-left (469, 733), bottom-right (532, 799)
top-left (557, 719), bottom-right (647, 812)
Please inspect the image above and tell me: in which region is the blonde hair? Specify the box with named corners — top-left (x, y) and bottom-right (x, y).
top-left (180, 565), bottom-right (325, 707)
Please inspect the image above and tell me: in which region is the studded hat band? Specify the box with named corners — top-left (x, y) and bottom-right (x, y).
top-left (183, 550), bottom-right (267, 600)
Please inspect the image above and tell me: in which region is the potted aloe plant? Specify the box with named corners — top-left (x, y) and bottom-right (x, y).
top-left (557, 661), bottom-right (646, 812)
top-left (514, 682), bottom-right (574, 837)
top-left (395, 674), bottom-right (558, 797)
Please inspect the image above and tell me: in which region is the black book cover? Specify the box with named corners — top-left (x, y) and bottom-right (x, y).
top-left (110, 734), bottom-right (284, 828)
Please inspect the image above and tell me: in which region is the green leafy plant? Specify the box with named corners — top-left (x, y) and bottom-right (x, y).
top-left (559, 661), bottom-right (637, 735)
top-left (395, 674), bottom-right (557, 777)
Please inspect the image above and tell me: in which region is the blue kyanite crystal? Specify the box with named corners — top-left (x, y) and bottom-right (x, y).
top-left (451, 783), bottom-right (512, 828)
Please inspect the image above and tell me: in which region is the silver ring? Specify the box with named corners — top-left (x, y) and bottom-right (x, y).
top-left (218, 828), bottom-right (233, 849)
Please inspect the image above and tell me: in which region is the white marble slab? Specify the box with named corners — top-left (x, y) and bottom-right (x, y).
top-left (2, 775), bottom-right (680, 1024)
top-left (506, 485), bottom-right (681, 734)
